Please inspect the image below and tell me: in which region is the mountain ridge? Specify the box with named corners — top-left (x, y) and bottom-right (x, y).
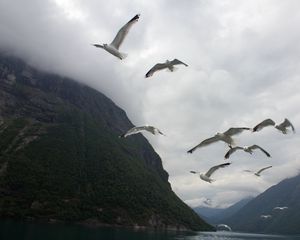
top-left (0, 53), bottom-right (213, 231)
top-left (223, 174), bottom-right (300, 234)
top-left (194, 197), bottom-right (253, 224)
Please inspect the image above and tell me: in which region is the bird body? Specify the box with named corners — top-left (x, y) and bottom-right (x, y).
top-left (190, 162), bottom-right (231, 183)
top-left (273, 206), bottom-right (288, 211)
top-left (102, 44), bottom-right (127, 60)
top-left (261, 215), bottom-right (272, 219)
top-left (187, 127), bottom-right (251, 154)
top-left (216, 224), bottom-right (232, 232)
top-left (224, 144), bottom-right (271, 159)
top-left (200, 173), bottom-right (214, 183)
top-left (119, 125), bottom-right (164, 138)
top-left (93, 14), bottom-right (140, 59)
top-left (145, 59), bottom-right (188, 78)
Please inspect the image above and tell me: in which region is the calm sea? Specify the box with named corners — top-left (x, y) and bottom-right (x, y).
top-left (0, 220), bottom-right (300, 240)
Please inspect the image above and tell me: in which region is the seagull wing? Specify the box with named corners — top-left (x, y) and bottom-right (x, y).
top-left (281, 118), bottom-right (295, 132)
top-left (121, 126), bottom-right (144, 137)
top-left (253, 118), bottom-right (275, 132)
top-left (110, 14), bottom-right (140, 50)
top-left (224, 146), bottom-right (243, 159)
top-left (145, 63), bottom-right (168, 78)
top-left (256, 165), bottom-right (272, 175)
top-left (224, 127), bottom-right (251, 136)
top-left (249, 145), bottom-right (271, 157)
top-left (187, 135), bottom-right (221, 153)
top-left (205, 163), bottom-right (231, 177)
top-left (170, 59), bottom-right (188, 67)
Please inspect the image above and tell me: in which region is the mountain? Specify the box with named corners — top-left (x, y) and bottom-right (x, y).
top-left (194, 197), bottom-right (253, 224)
top-left (194, 206), bottom-right (223, 222)
top-left (223, 174), bottom-right (300, 234)
top-left (212, 197), bottom-right (253, 223)
top-left (0, 53), bottom-right (213, 231)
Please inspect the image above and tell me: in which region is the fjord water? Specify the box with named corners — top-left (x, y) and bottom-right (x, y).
top-left (1, 220), bottom-right (300, 240)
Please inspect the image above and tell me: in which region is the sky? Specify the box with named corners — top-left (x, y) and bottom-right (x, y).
top-left (0, 0), bottom-right (299, 208)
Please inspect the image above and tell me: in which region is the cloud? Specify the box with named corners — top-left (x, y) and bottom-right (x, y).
top-left (0, 0), bottom-right (299, 208)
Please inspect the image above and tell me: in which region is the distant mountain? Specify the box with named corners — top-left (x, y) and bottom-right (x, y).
top-left (0, 53), bottom-right (213, 231)
top-left (194, 206), bottom-right (223, 219)
top-left (223, 174), bottom-right (300, 234)
top-left (194, 197), bottom-right (253, 224)
top-left (213, 197), bottom-right (253, 223)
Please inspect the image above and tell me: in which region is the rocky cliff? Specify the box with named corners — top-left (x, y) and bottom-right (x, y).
top-left (0, 53), bottom-right (212, 231)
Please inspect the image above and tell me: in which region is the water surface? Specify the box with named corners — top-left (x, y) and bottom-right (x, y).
top-left (1, 220), bottom-right (299, 240)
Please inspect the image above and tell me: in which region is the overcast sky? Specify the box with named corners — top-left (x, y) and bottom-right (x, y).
top-left (1, 0), bottom-right (299, 208)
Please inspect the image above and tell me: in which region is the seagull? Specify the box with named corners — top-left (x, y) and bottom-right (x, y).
top-left (203, 198), bottom-right (212, 206)
top-left (273, 206), bottom-right (288, 211)
top-left (260, 215), bottom-right (272, 219)
top-left (244, 165), bottom-right (272, 176)
top-left (187, 127), bottom-right (251, 153)
top-left (252, 118), bottom-right (275, 132)
top-left (190, 162), bottom-right (231, 183)
top-left (224, 144), bottom-right (271, 159)
top-left (145, 59), bottom-right (188, 78)
top-left (216, 224), bottom-right (232, 232)
top-left (92, 14), bottom-right (140, 60)
top-left (119, 125), bottom-right (165, 138)
top-left (275, 118), bottom-right (295, 134)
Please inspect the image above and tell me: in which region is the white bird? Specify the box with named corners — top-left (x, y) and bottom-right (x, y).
top-left (216, 224), bottom-right (232, 232)
top-left (145, 59), bottom-right (188, 78)
top-left (119, 125), bottom-right (165, 138)
top-left (252, 118), bottom-right (275, 132)
top-left (260, 215), bottom-right (272, 219)
top-left (273, 206), bottom-right (288, 211)
top-left (244, 165), bottom-right (272, 176)
top-left (190, 162), bottom-right (231, 183)
top-left (187, 127), bottom-right (251, 153)
top-left (224, 144), bottom-right (271, 159)
top-left (203, 198), bottom-right (212, 206)
top-left (275, 118), bottom-right (295, 134)
top-left (92, 14), bottom-right (140, 60)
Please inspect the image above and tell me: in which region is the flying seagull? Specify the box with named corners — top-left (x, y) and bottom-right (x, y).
top-left (203, 198), bottom-right (212, 206)
top-left (145, 59), bottom-right (188, 78)
top-left (244, 165), bottom-right (272, 176)
top-left (224, 144), bottom-right (271, 159)
top-left (252, 118), bottom-right (275, 132)
top-left (187, 127), bottom-right (251, 154)
top-left (119, 125), bottom-right (165, 138)
top-left (273, 206), bottom-right (288, 211)
top-left (190, 162), bottom-right (231, 183)
top-left (275, 118), bottom-right (295, 134)
top-left (92, 14), bottom-right (140, 60)
top-left (260, 215), bottom-right (272, 219)
top-left (216, 224), bottom-right (232, 232)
